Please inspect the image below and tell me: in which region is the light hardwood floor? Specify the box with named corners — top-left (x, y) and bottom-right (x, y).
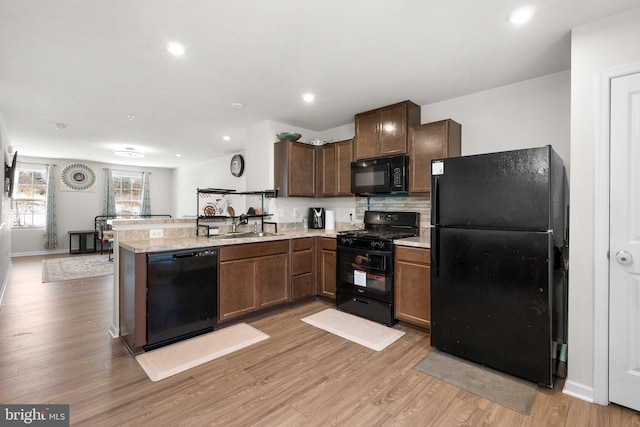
top-left (1, 255), bottom-right (639, 426)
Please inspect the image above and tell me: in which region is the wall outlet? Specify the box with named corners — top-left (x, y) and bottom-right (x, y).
top-left (293, 208), bottom-right (299, 218)
top-left (149, 229), bottom-right (163, 239)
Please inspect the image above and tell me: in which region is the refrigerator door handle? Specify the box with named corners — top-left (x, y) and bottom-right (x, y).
top-left (433, 227), bottom-right (440, 278)
top-left (432, 175), bottom-right (440, 225)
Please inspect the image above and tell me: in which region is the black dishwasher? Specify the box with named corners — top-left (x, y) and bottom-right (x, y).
top-left (145, 247), bottom-right (218, 350)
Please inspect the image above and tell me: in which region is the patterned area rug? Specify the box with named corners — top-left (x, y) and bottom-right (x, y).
top-left (42, 254), bottom-right (113, 283)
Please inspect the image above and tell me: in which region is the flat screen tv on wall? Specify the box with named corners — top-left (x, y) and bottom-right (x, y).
top-left (4, 151), bottom-right (17, 196)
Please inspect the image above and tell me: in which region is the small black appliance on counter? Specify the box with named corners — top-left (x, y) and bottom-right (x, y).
top-left (308, 207), bottom-right (325, 229)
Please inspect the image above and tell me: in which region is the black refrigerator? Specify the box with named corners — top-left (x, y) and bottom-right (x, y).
top-left (430, 145), bottom-right (568, 388)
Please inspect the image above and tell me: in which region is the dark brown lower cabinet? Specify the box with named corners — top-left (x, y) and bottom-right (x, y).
top-left (291, 238), bottom-right (316, 300)
top-left (394, 246), bottom-right (431, 328)
top-left (219, 241), bottom-right (289, 322)
top-left (317, 237), bottom-right (336, 300)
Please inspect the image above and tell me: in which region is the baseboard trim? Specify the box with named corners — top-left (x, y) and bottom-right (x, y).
top-left (109, 325), bottom-right (119, 339)
top-left (12, 249), bottom-right (70, 257)
top-left (563, 379), bottom-right (595, 403)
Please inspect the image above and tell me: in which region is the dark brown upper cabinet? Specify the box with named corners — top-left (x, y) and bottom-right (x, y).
top-left (318, 139), bottom-right (353, 197)
top-left (274, 139), bottom-right (317, 197)
top-left (354, 101), bottom-right (421, 160)
top-left (408, 119), bottom-right (461, 195)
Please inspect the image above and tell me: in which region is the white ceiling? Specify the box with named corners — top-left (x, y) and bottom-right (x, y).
top-left (1, 0), bottom-right (639, 168)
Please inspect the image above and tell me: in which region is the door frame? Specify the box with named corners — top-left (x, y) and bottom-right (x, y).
top-left (594, 60), bottom-right (640, 405)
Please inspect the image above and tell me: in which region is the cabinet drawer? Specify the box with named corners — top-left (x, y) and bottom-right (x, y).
top-left (319, 237), bottom-right (336, 251)
top-left (396, 246), bottom-right (430, 264)
top-left (291, 237), bottom-right (314, 252)
top-left (292, 273), bottom-right (315, 300)
top-left (220, 240), bottom-right (289, 262)
top-left (292, 250), bottom-right (313, 276)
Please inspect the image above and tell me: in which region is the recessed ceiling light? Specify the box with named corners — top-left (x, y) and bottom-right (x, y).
top-left (303, 93), bottom-right (315, 103)
top-left (508, 6), bottom-right (534, 25)
top-left (231, 103), bottom-right (244, 110)
top-left (223, 136), bottom-right (231, 141)
top-left (176, 154), bottom-right (181, 157)
top-left (55, 122), bottom-right (67, 130)
top-left (166, 42), bottom-right (185, 56)
top-left (115, 147), bottom-right (144, 158)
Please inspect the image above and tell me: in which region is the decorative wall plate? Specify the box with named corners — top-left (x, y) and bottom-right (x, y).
top-left (60, 162), bottom-right (97, 192)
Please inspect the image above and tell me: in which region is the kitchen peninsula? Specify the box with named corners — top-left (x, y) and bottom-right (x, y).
top-left (114, 223), bottom-right (430, 354)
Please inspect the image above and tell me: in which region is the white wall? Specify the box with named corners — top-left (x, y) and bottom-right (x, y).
top-left (567, 6), bottom-right (640, 402)
top-left (173, 153), bottom-right (247, 219)
top-left (421, 70), bottom-right (571, 174)
top-left (11, 156), bottom-right (174, 255)
top-left (0, 113), bottom-right (12, 304)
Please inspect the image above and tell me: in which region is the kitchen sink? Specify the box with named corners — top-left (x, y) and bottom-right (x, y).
top-left (217, 231), bottom-right (280, 239)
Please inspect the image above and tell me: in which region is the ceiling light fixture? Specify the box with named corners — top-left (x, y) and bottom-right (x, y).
top-left (55, 122), bottom-right (67, 130)
top-left (115, 147), bottom-right (144, 158)
top-left (508, 6), bottom-right (534, 25)
top-left (223, 136), bottom-right (231, 141)
top-left (166, 42), bottom-right (185, 56)
top-left (303, 93), bottom-right (315, 103)
top-left (127, 114), bottom-right (135, 120)
top-left (231, 103), bottom-right (244, 110)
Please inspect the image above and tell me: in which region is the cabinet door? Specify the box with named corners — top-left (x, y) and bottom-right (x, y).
top-left (289, 142), bottom-right (316, 197)
top-left (274, 140), bottom-right (317, 197)
top-left (394, 247), bottom-right (430, 328)
top-left (354, 110), bottom-right (380, 160)
top-left (318, 143), bottom-right (337, 197)
top-left (257, 253), bottom-right (290, 308)
top-left (318, 238), bottom-right (337, 300)
top-left (379, 103), bottom-right (408, 156)
top-left (335, 139), bottom-right (353, 196)
top-left (319, 139), bottom-right (353, 197)
top-left (409, 120), bottom-right (461, 194)
top-left (219, 259), bottom-right (259, 321)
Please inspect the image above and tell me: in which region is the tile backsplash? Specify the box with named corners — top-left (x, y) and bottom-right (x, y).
top-left (355, 196), bottom-right (431, 234)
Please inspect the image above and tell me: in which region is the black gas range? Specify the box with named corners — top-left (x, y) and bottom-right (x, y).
top-left (336, 211), bottom-right (420, 326)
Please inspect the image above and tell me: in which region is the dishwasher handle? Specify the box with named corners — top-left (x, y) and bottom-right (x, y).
top-left (174, 252), bottom-right (198, 259)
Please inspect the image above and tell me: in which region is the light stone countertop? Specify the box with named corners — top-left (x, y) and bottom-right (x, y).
top-left (118, 227), bottom-right (430, 253)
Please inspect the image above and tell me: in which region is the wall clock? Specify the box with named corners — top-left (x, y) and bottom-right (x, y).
top-left (60, 162), bottom-right (97, 192)
top-left (230, 154), bottom-right (244, 177)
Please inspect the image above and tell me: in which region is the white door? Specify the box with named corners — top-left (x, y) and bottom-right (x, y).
top-left (609, 71), bottom-right (640, 411)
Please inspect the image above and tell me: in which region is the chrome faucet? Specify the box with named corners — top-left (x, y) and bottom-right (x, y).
top-left (231, 215), bottom-right (248, 233)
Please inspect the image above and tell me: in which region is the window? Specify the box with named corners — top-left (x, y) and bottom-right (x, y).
top-left (11, 166), bottom-right (47, 228)
top-left (113, 172), bottom-right (143, 216)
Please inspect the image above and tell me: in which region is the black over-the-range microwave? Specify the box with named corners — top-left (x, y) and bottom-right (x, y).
top-left (350, 155), bottom-right (408, 195)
